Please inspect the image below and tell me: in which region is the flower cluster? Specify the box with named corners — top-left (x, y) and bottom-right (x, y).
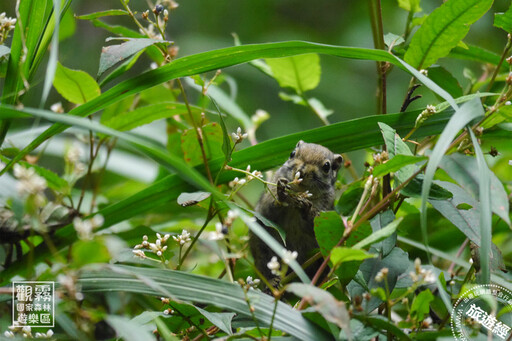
top-left (245, 276), bottom-right (261, 289)
top-left (173, 229), bottom-right (191, 246)
top-left (415, 104), bottom-right (437, 128)
top-left (3, 324), bottom-right (53, 339)
top-left (231, 127), bottom-right (248, 144)
top-left (13, 164), bottom-right (47, 197)
top-left (410, 258), bottom-right (435, 283)
top-left (50, 102), bottom-right (64, 113)
top-left (134, 233), bottom-right (173, 259)
top-left (375, 267), bottom-right (389, 282)
top-left (0, 12), bottom-right (16, 44)
top-left (267, 256), bottom-right (280, 275)
top-left (73, 215), bottom-right (104, 240)
top-left (228, 165), bottom-right (263, 188)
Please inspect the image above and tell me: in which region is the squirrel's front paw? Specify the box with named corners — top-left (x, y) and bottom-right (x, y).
top-left (277, 178), bottom-right (290, 202)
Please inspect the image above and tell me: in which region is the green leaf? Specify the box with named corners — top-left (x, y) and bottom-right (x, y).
top-left (336, 180), bottom-right (365, 216)
top-left (330, 247), bottom-right (375, 267)
top-left (98, 38), bottom-right (171, 77)
top-left (397, 0), bottom-right (422, 13)
top-left (410, 289), bottom-right (434, 321)
top-left (181, 122), bottom-right (224, 166)
top-left (383, 33), bottom-right (405, 48)
top-left (372, 155), bottom-right (427, 177)
top-left (211, 98), bottom-right (233, 163)
top-left (99, 50), bottom-right (145, 87)
top-left (401, 175), bottom-right (453, 200)
top-left (353, 218), bottom-right (403, 250)
top-left (101, 102), bottom-right (200, 131)
top-left (53, 62), bottom-right (101, 104)
top-left (482, 105), bottom-right (512, 129)
top-left (438, 153), bottom-right (510, 225)
top-left (287, 283), bottom-right (350, 330)
top-left (404, 0), bottom-right (493, 69)
top-left (450, 45), bottom-right (509, 72)
top-left (314, 211), bottom-right (344, 257)
top-left (427, 66), bottom-right (463, 99)
top-left (347, 247), bottom-right (410, 313)
top-left (80, 265), bottom-right (332, 341)
top-left (467, 128), bottom-right (492, 284)
top-left (195, 307), bottom-right (235, 335)
top-left (369, 210), bottom-right (396, 257)
top-left (105, 315), bottom-right (154, 341)
top-left (265, 54), bottom-right (321, 93)
top-left (494, 4), bottom-right (512, 33)
top-left (71, 239), bottom-right (110, 268)
top-left (58, 7), bottom-right (76, 41)
top-left (76, 9), bottom-right (129, 20)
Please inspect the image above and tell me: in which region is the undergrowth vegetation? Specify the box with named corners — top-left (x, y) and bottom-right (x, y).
top-left (0, 0), bottom-right (511, 340)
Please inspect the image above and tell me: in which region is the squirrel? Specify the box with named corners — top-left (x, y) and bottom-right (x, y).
top-left (249, 140), bottom-right (343, 283)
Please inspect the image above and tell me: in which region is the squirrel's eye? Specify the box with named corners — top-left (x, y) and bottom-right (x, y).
top-left (322, 161), bottom-right (331, 173)
top-left (290, 150), bottom-right (296, 158)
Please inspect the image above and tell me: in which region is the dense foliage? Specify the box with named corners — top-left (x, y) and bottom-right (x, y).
top-left (0, 0), bottom-right (511, 340)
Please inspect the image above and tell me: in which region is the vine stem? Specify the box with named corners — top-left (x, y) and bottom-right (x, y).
top-left (486, 34), bottom-right (512, 93)
top-left (297, 166), bottom-right (424, 310)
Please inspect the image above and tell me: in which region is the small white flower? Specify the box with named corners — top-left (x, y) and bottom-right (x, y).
top-left (231, 127), bottom-right (248, 143)
top-left (4, 331), bottom-right (14, 338)
top-left (50, 102), bottom-right (64, 113)
top-left (13, 164), bottom-right (47, 196)
top-left (506, 101), bottom-right (512, 106)
top-left (375, 267), bottom-right (389, 282)
top-left (133, 249), bottom-right (146, 259)
top-left (65, 143), bottom-right (82, 163)
top-left (208, 222), bottom-right (226, 241)
top-left (173, 229), bottom-right (191, 245)
top-left (422, 269), bottom-right (436, 284)
top-left (251, 109), bottom-right (270, 127)
top-left (246, 276), bottom-right (261, 289)
top-left (73, 217), bottom-right (93, 240)
top-left (150, 62), bottom-right (158, 69)
top-left (91, 214), bottom-right (104, 228)
top-left (419, 69), bottom-right (428, 76)
top-left (267, 256), bottom-right (280, 275)
top-left (509, 160), bottom-right (512, 166)
top-left (282, 249), bottom-right (298, 264)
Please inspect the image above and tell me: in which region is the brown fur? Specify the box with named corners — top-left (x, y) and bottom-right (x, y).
top-left (249, 141), bottom-right (342, 281)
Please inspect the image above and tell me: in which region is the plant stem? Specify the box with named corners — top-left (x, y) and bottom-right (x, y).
top-left (486, 34), bottom-right (512, 93)
top-left (267, 297), bottom-right (279, 341)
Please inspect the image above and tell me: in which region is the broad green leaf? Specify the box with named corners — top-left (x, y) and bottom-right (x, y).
top-left (467, 128), bottom-right (492, 284)
top-left (105, 315), bottom-right (154, 341)
top-left (372, 155), bottom-right (427, 177)
top-left (450, 45), bottom-right (509, 72)
top-left (369, 210), bottom-right (396, 257)
top-left (79, 265), bottom-right (332, 341)
top-left (71, 239), bottom-right (110, 268)
top-left (410, 289), bottom-right (434, 321)
top-left (287, 283), bottom-right (350, 330)
top-left (383, 33), bottom-right (405, 48)
top-left (427, 66), bottom-right (463, 99)
top-left (195, 307), bottom-right (235, 335)
top-left (58, 7), bottom-right (76, 41)
top-left (404, 0), bottom-right (493, 69)
top-left (397, 0), bottom-right (421, 13)
top-left (378, 122), bottom-right (416, 183)
top-left (438, 153), bottom-right (510, 225)
top-left (98, 38), bottom-right (171, 77)
top-left (314, 211), bottom-right (344, 257)
top-left (347, 247), bottom-right (410, 313)
top-left (77, 9), bottom-right (129, 20)
top-left (102, 102), bottom-right (200, 131)
top-left (265, 54), bottom-right (321, 93)
top-left (330, 247), bottom-right (375, 267)
top-left (99, 50), bottom-right (145, 87)
top-left (53, 62), bottom-right (101, 104)
top-left (401, 175), bottom-right (453, 199)
top-left (494, 4), bottom-right (512, 33)
top-left (181, 122), bottom-right (224, 166)
top-left (482, 105), bottom-right (512, 129)
top-left (354, 315), bottom-right (412, 340)
top-left (353, 218), bottom-right (403, 250)
top-left (336, 180), bottom-right (364, 216)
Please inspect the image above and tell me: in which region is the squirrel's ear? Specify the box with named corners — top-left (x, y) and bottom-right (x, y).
top-left (332, 154), bottom-right (343, 170)
top-left (296, 140), bottom-right (304, 148)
